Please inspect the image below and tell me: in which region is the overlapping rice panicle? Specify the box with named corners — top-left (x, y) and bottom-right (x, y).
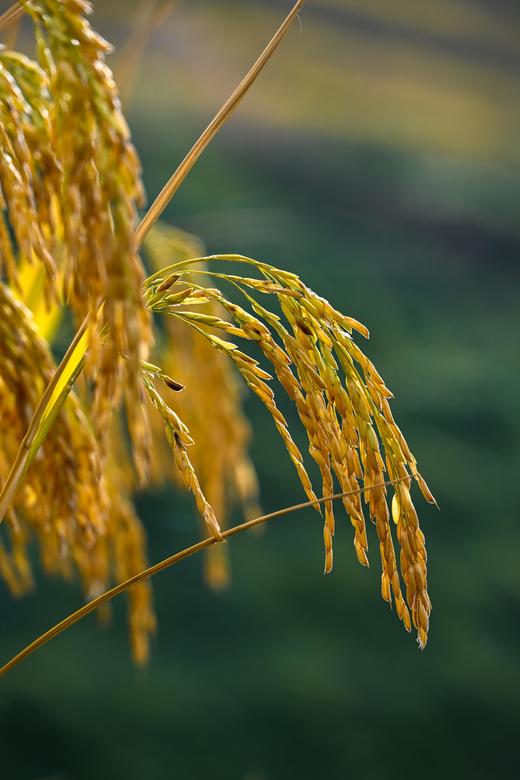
top-left (26, 0), bottom-right (152, 478)
top-left (145, 225), bottom-right (260, 589)
top-left (0, 282), bottom-right (155, 662)
top-left (0, 50), bottom-right (60, 292)
top-left (145, 254), bottom-right (435, 647)
top-left (0, 6), bottom-right (155, 660)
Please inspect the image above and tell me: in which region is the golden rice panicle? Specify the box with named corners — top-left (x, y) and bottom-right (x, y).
top-left (0, 282), bottom-right (110, 592)
top-left (271, 303), bottom-right (342, 575)
top-left (0, 50), bottom-right (63, 250)
top-left (142, 367), bottom-right (222, 541)
top-left (216, 296), bottom-right (335, 567)
top-left (145, 224), bottom-right (260, 588)
top-left (145, 266), bottom-right (332, 570)
top-left (207, 280), bottom-right (348, 576)
top-left (144, 228), bottom-right (255, 506)
top-left (276, 271), bottom-right (428, 640)
top-left (177, 289), bottom-right (319, 513)
top-left (0, 281), bottom-right (155, 656)
top-left (324, 332), bottom-right (404, 611)
top-left (392, 484), bottom-right (430, 648)
top-left (145, 253), bottom-right (433, 645)
top-left (154, 330), bottom-right (258, 589)
top-left (329, 316), bottom-right (433, 641)
top-left (297, 276), bottom-right (431, 641)
top-left (27, 0), bottom-right (153, 475)
top-left (0, 53), bottom-right (58, 291)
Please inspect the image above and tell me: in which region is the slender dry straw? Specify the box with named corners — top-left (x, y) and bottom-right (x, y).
top-left (0, 0), bottom-right (304, 525)
top-left (0, 1), bottom-right (26, 32)
top-left (0, 476), bottom-right (411, 678)
top-left (134, 0), bottom-right (305, 246)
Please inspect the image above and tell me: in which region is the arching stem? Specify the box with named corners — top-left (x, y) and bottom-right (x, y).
top-left (0, 475), bottom-right (412, 678)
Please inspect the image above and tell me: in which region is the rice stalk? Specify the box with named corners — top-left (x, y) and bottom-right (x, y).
top-left (0, 475), bottom-right (413, 678)
top-left (134, 0), bottom-right (306, 246)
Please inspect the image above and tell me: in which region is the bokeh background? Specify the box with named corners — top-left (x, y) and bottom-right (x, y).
top-left (1, 1), bottom-right (520, 778)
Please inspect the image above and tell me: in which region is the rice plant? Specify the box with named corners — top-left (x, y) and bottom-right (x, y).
top-left (0, 0), bottom-right (435, 675)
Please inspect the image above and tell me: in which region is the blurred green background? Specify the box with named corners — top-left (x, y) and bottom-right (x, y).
top-left (1, 1), bottom-right (520, 778)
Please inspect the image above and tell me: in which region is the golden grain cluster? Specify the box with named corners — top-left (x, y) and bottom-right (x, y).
top-left (0, 0), bottom-right (433, 666)
top-left (144, 253), bottom-right (435, 646)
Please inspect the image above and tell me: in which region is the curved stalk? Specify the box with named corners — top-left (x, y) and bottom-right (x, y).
top-left (0, 476), bottom-right (412, 678)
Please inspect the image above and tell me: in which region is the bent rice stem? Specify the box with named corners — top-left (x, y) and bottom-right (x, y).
top-left (0, 475), bottom-right (412, 678)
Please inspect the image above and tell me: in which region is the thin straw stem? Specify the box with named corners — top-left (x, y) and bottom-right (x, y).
top-left (0, 475), bottom-right (411, 678)
top-left (134, 0), bottom-right (305, 247)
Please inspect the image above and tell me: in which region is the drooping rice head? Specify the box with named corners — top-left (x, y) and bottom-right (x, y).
top-left (145, 253), bottom-right (436, 647)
